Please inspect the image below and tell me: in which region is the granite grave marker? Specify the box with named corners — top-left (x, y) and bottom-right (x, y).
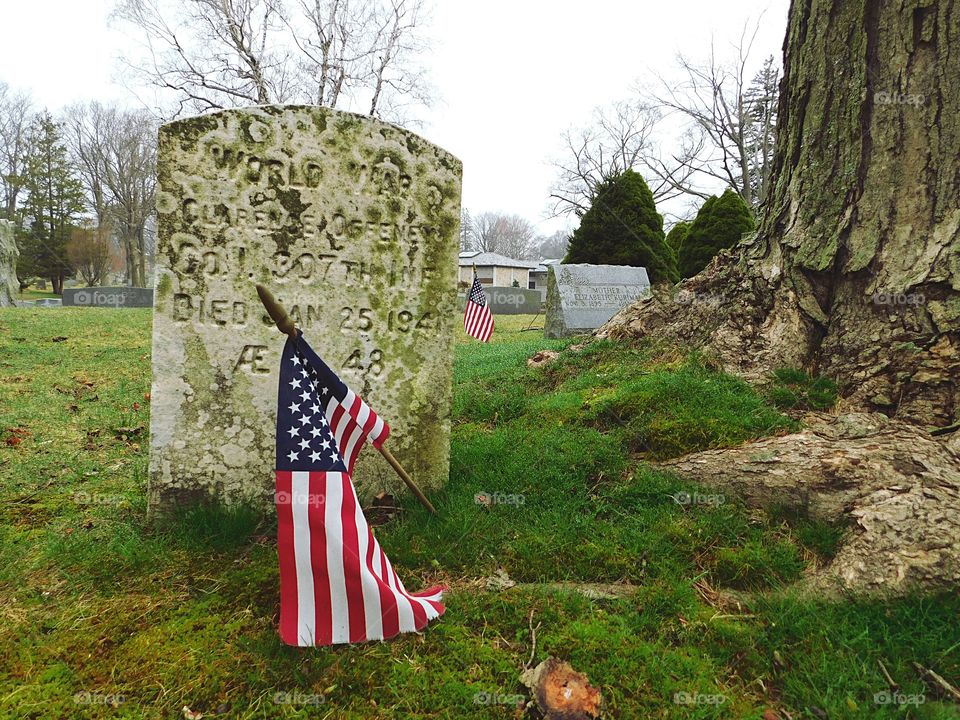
top-left (544, 263), bottom-right (650, 338)
top-left (63, 287), bottom-right (155, 308)
top-left (149, 105), bottom-right (462, 516)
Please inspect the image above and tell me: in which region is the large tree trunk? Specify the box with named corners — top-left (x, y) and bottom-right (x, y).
top-left (600, 0), bottom-right (959, 428)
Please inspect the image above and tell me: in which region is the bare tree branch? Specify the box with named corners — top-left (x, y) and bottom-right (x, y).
top-left (113, 0), bottom-right (433, 122)
top-left (0, 83), bottom-right (35, 218)
top-left (549, 100), bottom-right (660, 218)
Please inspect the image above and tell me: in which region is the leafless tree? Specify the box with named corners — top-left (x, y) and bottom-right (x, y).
top-left (113, 0), bottom-right (296, 114)
top-left (364, 0), bottom-right (431, 120)
top-left (64, 103), bottom-right (157, 287)
top-left (643, 20), bottom-right (777, 208)
top-left (64, 104), bottom-right (111, 225)
top-left (290, 0), bottom-right (370, 108)
top-left (549, 100), bottom-right (661, 217)
top-left (458, 207), bottom-right (476, 252)
top-left (114, 0), bottom-right (432, 121)
top-left (472, 211), bottom-right (537, 260)
top-left (533, 229), bottom-right (570, 260)
top-left (67, 225), bottom-right (113, 286)
top-left (0, 82), bottom-right (34, 218)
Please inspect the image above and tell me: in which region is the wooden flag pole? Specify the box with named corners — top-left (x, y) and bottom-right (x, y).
top-left (255, 284), bottom-right (297, 340)
top-left (255, 284), bottom-right (438, 515)
top-left (378, 445), bottom-right (437, 515)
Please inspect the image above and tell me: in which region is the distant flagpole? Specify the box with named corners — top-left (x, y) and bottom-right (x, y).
top-left (463, 266), bottom-right (494, 342)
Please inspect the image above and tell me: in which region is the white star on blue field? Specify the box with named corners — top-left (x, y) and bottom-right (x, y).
top-left (277, 348), bottom-right (346, 472)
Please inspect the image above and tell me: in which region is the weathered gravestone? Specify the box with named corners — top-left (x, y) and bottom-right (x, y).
top-left (63, 287), bottom-right (154, 308)
top-left (544, 263), bottom-right (651, 338)
top-left (0, 220), bottom-right (18, 308)
top-left (149, 106), bottom-right (462, 516)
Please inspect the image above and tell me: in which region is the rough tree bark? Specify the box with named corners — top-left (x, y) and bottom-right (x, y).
top-left (599, 0), bottom-right (959, 428)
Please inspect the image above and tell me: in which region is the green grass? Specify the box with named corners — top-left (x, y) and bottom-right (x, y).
top-left (0, 309), bottom-right (957, 719)
top-left (767, 368), bottom-right (839, 412)
top-left (17, 287), bottom-right (61, 301)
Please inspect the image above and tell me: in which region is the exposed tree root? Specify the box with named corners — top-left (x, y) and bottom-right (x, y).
top-left (658, 413), bottom-right (960, 593)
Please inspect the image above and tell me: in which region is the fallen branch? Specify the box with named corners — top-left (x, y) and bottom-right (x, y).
top-left (913, 662), bottom-right (960, 703)
top-left (525, 609), bottom-right (542, 670)
top-left (877, 659), bottom-right (899, 693)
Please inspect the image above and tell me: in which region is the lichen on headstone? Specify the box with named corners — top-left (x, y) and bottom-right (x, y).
top-left (0, 220), bottom-right (19, 308)
top-left (148, 105), bottom-right (462, 516)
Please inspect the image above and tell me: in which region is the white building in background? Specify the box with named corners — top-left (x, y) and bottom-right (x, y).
top-left (528, 259), bottom-right (561, 299)
top-left (457, 251), bottom-right (539, 290)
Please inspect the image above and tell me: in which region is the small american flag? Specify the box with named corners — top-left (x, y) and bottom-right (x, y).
top-left (463, 274), bottom-right (494, 342)
top-left (275, 331), bottom-right (444, 646)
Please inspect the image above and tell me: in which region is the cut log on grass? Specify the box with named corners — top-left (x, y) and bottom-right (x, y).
top-left (521, 658), bottom-right (602, 720)
top-left (658, 413), bottom-right (960, 593)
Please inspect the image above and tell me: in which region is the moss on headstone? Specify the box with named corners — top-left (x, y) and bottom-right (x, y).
top-left (149, 106), bottom-right (462, 517)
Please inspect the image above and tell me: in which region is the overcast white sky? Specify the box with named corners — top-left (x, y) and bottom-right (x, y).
top-left (0, 0), bottom-right (790, 237)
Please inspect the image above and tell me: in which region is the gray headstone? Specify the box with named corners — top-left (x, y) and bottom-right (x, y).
top-left (34, 298), bottom-right (63, 308)
top-left (484, 286), bottom-right (542, 314)
top-left (149, 105), bottom-right (462, 516)
top-left (544, 263), bottom-right (651, 338)
top-left (62, 287), bottom-right (154, 308)
top-left (456, 286), bottom-right (542, 314)
top-left (0, 220), bottom-right (18, 308)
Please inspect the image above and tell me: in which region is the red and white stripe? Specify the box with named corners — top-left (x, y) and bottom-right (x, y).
top-left (276, 470), bottom-right (445, 646)
top-left (325, 389), bottom-right (389, 475)
top-left (464, 297), bottom-right (494, 342)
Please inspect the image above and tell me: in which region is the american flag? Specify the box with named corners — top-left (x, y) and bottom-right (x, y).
top-left (463, 274), bottom-right (494, 342)
top-left (275, 331), bottom-right (445, 646)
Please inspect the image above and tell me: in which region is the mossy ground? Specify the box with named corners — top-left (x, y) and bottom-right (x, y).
top-left (0, 309), bottom-right (957, 719)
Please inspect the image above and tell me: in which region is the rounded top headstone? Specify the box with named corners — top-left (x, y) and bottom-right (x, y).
top-left (148, 104), bottom-right (463, 517)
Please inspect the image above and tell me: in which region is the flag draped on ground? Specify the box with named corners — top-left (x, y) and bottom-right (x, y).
top-left (464, 273), bottom-right (494, 342)
top-left (274, 331), bottom-right (445, 646)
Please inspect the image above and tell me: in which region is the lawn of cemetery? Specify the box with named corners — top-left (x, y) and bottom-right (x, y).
top-left (2, 307), bottom-right (958, 719)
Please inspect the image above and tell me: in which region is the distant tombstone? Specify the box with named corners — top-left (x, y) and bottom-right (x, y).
top-left (62, 287), bottom-right (154, 308)
top-left (485, 286), bottom-right (541, 314)
top-left (544, 263), bottom-right (651, 338)
top-left (34, 298), bottom-right (63, 308)
top-left (0, 220), bottom-right (18, 307)
top-left (456, 286), bottom-right (541, 314)
top-left (149, 105), bottom-right (462, 516)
